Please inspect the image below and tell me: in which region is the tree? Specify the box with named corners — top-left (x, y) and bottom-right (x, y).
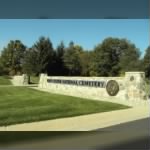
top-left (79, 51), bottom-right (92, 76)
top-left (91, 38), bottom-right (122, 76)
top-left (118, 40), bottom-right (141, 74)
top-left (22, 48), bottom-right (38, 76)
top-left (90, 38), bottom-right (141, 76)
top-left (52, 41), bottom-right (67, 75)
top-left (63, 42), bottom-right (82, 76)
top-left (143, 46), bottom-right (150, 79)
top-left (88, 51), bottom-right (98, 76)
top-left (23, 37), bottom-right (54, 76)
top-left (0, 40), bottom-right (26, 75)
top-left (0, 59), bottom-right (5, 75)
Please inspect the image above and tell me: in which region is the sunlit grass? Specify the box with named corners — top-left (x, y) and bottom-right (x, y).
top-left (0, 86), bottom-right (129, 126)
top-left (0, 76), bottom-right (12, 85)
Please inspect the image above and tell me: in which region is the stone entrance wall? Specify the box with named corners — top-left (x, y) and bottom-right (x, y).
top-left (125, 72), bottom-right (147, 101)
top-left (11, 74), bottom-right (29, 86)
top-left (38, 72), bottom-right (148, 102)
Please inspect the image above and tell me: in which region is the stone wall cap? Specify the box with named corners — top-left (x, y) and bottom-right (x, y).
top-left (46, 76), bottom-right (124, 78)
top-left (125, 72), bottom-right (145, 74)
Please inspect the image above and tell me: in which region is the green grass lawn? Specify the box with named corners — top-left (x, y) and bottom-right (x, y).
top-left (30, 76), bottom-right (39, 84)
top-left (0, 76), bottom-right (12, 85)
top-left (0, 86), bottom-right (129, 126)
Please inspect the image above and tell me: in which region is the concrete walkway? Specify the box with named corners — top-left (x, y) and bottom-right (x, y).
top-left (0, 104), bottom-right (149, 131)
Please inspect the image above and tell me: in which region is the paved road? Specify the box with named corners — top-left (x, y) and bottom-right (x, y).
top-left (0, 118), bottom-right (149, 149)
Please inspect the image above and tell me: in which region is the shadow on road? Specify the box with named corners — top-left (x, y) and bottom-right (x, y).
top-left (0, 118), bottom-right (149, 149)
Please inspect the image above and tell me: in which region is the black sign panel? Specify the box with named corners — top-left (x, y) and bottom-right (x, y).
top-left (47, 78), bottom-right (120, 96)
top-left (47, 79), bottom-right (106, 88)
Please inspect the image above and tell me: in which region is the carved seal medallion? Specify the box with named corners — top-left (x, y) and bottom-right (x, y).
top-left (106, 80), bottom-right (119, 96)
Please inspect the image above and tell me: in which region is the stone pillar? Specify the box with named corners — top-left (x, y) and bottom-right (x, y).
top-left (22, 74), bottom-right (29, 85)
top-left (125, 72), bottom-right (148, 101)
top-left (39, 74), bottom-right (47, 88)
top-left (12, 74), bottom-right (29, 86)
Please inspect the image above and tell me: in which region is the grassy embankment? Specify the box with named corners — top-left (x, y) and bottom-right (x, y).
top-left (0, 86), bottom-right (129, 126)
top-left (0, 76), bottom-right (12, 85)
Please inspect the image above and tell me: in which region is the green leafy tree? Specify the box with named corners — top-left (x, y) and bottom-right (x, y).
top-left (0, 59), bottom-right (5, 75)
top-left (23, 37), bottom-right (54, 76)
top-left (88, 51), bottom-right (98, 76)
top-left (22, 48), bottom-right (38, 76)
top-left (63, 42), bottom-right (82, 76)
top-left (90, 38), bottom-right (141, 76)
top-left (79, 51), bottom-right (92, 76)
top-left (0, 40), bottom-right (26, 75)
top-left (53, 41), bottom-right (67, 75)
top-left (118, 40), bottom-right (141, 74)
top-left (91, 38), bottom-right (122, 76)
top-left (143, 46), bottom-right (150, 79)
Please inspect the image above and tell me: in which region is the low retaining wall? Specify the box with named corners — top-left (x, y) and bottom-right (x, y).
top-left (38, 72), bottom-right (148, 102)
top-left (11, 74), bottom-right (29, 86)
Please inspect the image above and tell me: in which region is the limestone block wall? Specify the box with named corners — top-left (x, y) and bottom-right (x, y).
top-left (125, 72), bottom-right (147, 100)
top-left (11, 74), bottom-right (29, 86)
top-left (38, 72), bottom-right (148, 102)
top-left (39, 75), bottom-right (124, 100)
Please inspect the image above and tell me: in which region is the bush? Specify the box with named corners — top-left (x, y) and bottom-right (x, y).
top-left (0, 65), bottom-right (5, 76)
top-left (145, 79), bottom-right (150, 97)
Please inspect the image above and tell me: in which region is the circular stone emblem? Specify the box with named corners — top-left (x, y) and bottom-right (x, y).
top-left (130, 76), bottom-right (134, 81)
top-left (106, 80), bottom-right (119, 96)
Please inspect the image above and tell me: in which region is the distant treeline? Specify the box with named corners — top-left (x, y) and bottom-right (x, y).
top-left (0, 37), bottom-right (149, 78)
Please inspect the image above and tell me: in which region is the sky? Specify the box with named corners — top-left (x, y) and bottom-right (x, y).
top-left (0, 19), bottom-right (149, 55)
